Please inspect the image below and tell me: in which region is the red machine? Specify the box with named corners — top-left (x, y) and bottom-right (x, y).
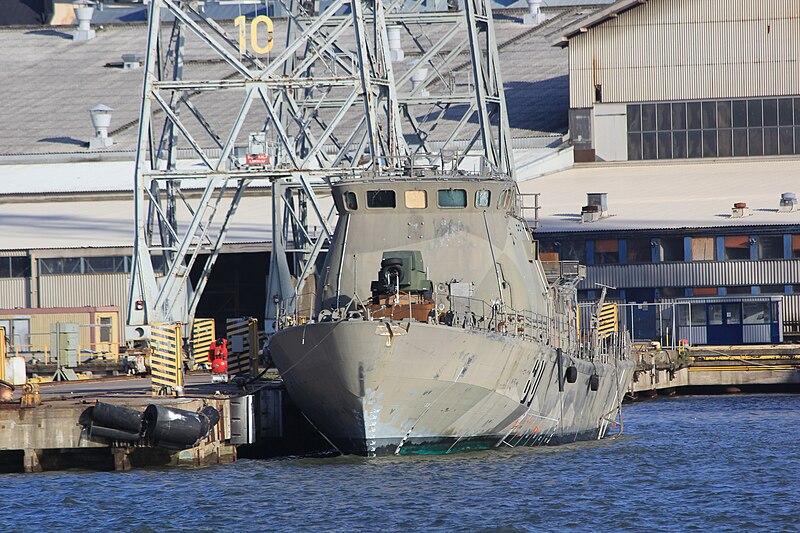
top-left (208, 338), bottom-right (228, 377)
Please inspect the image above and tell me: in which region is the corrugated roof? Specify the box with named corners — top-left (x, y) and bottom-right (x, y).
top-left (520, 158), bottom-right (800, 233)
top-left (552, 0), bottom-right (647, 47)
top-left (0, 7), bottom-right (598, 158)
top-left (0, 192), bottom-right (333, 250)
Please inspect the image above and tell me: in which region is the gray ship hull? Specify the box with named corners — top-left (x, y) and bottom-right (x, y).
top-left (270, 320), bottom-right (634, 456)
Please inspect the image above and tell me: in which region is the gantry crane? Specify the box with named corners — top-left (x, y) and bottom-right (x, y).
top-left (125, 0), bottom-right (513, 341)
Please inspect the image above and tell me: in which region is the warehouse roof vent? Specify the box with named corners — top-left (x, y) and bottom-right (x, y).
top-left (88, 105), bottom-right (114, 149)
top-left (731, 202), bottom-right (750, 218)
top-left (779, 192), bottom-right (797, 213)
top-left (122, 53), bottom-right (144, 70)
top-left (581, 192), bottom-right (608, 223)
top-left (73, 2), bottom-right (96, 42)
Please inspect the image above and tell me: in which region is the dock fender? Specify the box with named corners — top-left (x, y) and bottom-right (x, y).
top-left (142, 404), bottom-right (221, 449)
top-left (79, 402), bottom-right (145, 442)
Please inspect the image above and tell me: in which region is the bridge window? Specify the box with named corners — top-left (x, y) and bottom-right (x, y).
top-left (475, 189), bottom-right (491, 208)
top-left (437, 189), bottom-right (467, 208)
top-left (343, 191), bottom-right (358, 210)
top-left (792, 235), bottom-right (800, 258)
top-left (366, 190), bottom-right (396, 208)
top-left (405, 190), bottom-right (427, 209)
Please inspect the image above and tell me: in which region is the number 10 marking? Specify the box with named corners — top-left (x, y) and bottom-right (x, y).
top-left (234, 15), bottom-right (274, 55)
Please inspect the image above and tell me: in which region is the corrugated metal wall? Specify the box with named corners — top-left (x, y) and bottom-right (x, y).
top-left (0, 278), bottom-right (27, 308)
top-left (582, 259), bottom-right (800, 289)
top-left (784, 294), bottom-right (800, 334)
top-left (38, 273), bottom-right (130, 334)
top-left (569, 0), bottom-right (800, 107)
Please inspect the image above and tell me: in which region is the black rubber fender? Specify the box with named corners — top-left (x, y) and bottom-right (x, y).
top-left (565, 365), bottom-right (578, 384)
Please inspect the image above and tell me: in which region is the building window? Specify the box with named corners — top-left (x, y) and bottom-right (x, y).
top-left (793, 235), bottom-right (800, 258)
top-left (678, 303), bottom-right (707, 326)
top-left (628, 97), bottom-right (800, 160)
top-left (659, 237), bottom-right (684, 262)
top-left (626, 239), bottom-right (652, 263)
top-left (0, 257), bottom-right (31, 278)
top-left (691, 237), bottom-right (714, 261)
top-left (39, 258), bottom-right (82, 275)
top-left (659, 287), bottom-right (684, 299)
top-left (758, 285), bottom-right (785, 294)
top-left (560, 240), bottom-right (586, 264)
top-left (743, 302), bottom-right (770, 324)
top-left (39, 256), bottom-right (130, 275)
top-left (758, 236), bottom-right (784, 259)
top-left (366, 190), bottom-right (396, 208)
top-left (404, 190), bottom-right (427, 209)
top-left (594, 239), bottom-right (619, 264)
top-left (693, 287), bottom-right (718, 296)
top-left (724, 236), bottom-right (750, 260)
top-left (84, 256), bottom-right (126, 274)
top-left (726, 286), bottom-right (752, 295)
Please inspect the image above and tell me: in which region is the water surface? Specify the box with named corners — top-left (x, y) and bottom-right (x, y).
top-left (2, 394), bottom-right (799, 532)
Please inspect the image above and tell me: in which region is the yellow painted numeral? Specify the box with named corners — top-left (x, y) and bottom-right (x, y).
top-left (234, 15), bottom-right (274, 55)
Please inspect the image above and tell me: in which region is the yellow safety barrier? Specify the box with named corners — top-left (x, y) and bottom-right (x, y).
top-left (226, 317), bottom-right (259, 377)
top-left (598, 303), bottom-right (618, 338)
top-left (191, 318), bottom-right (216, 368)
top-left (150, 323), bottom-right (184, 395)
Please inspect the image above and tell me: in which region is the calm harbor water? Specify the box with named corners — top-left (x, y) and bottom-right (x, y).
top-left (2, 394), bottom-right (799, 532)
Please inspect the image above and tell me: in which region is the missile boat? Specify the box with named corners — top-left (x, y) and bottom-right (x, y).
top-left (268, 169), bottom-right (634, 456)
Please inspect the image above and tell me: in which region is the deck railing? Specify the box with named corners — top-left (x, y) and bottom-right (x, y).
top-left (276, 291), bottom-right (631, 363)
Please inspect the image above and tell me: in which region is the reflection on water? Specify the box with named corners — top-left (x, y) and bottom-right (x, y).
top-left (2, 394), bottom-right (799, 532)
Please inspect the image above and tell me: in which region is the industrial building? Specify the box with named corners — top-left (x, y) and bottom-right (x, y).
top-left (523, 0), bottom-right (800, 343)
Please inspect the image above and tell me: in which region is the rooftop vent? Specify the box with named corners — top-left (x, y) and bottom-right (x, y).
top-left (387, 25), bottom-right (404, 62)
top-left (88, 105), bottom-right (114, 149)
top-left (731, 202), bottom-right (750, 218)
top-left (121, 53), bottom-right (144, 70)
top-left (73, 2), bottom-right (96, 42)
top-left (581, 192), bottom-right (608, 223)
top-left (409, 60), bottom-right (429, 97)
top-left (779, 192), bottom-right (797, 213)
top-left (523, 0), bottom-right (547, 25)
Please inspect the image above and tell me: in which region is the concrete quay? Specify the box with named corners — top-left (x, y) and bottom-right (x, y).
top-left (0, 374), bottom-right (330, 473)
top-left (629, 344), bottom-right (800, 397)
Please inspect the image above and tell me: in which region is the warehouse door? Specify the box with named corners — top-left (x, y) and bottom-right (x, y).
top-left (706, 303), bottom-right (742, 345)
